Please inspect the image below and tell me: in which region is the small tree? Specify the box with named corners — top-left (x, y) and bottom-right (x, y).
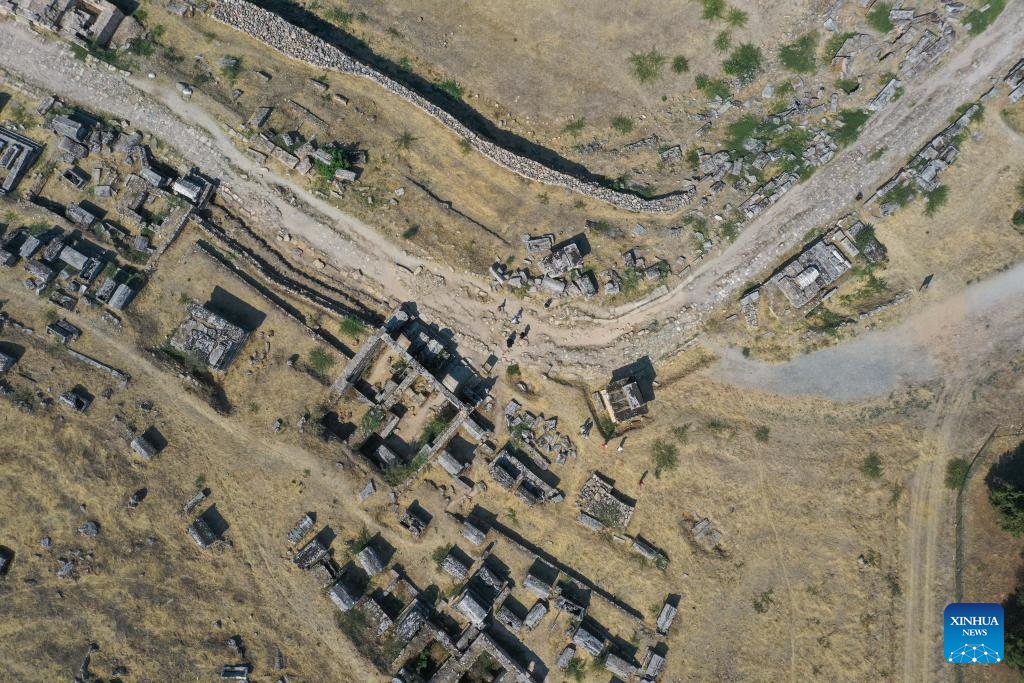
top-left (652, 440), bottom-right (679, 478)
top-left (945, 457), bottom-right (971, 490)
top-left (431, 544), bottom-right (453, 571)
top-left (722, 43), bottom-right (763, 84)
top-left (307, 346), bottom-right (336, 376)
top-left (628, 50), bottom-right (667, 84)
top-left (861, 452), bottom-right (883, 479)
top-left (990, 487), bottom-right (1024, 536)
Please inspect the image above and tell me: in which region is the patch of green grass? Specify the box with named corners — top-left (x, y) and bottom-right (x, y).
top-left (506, 363), bottom-right (521, 377)
top-left (825, 31), bottom-right (857, 59)
top-left (671, 55), bottom-right (690, 74)
top-left (835, 78), bottom-right (860, 94)
top-left (945, 457), bottom-right (971, 489)
top-left (965, 0), bottom-right (1006, 35)
top-left (326, 7), bottom-right (353, 25)
top-left (221, 55), bottom-right (242, 81)
top-left (562, 117), bottom-right (587, 137)
top-left (722, 43), bottom-right (763, 84)
top-left (564, 656), bottom-right (586, 682)
top-left (705, 418), bottom-right (728, 434)
top-left (694, 74), bottom-right (731, 100)
top-left (128, 37), bottom-right (157, 57)
top-left (312, 146), bottom-right (351, 179)
top-left (754, 426), bottom-right (770, 442)
top-left (382, 453), bottom-right (428, 486)
top-left (861, 452), bottom-right (883, 479)
top-left (867, 2), bottom-right (894, 33)
top-left (713, 31), bottom-right (731, 53)
top-left (833, 108), bottom-right (870, 147)
top-left (727, 8), bottom-right (748, 26)
top-left (881, 183), bottom-right (917, 208)
top-left (701, 0), bottom-right (726, 20)
top-left (430, 544), bottom-right (453, 571)
top-left (395, 131), bottom-right (418, 150)
top-left (924, 185), bottom-right (949, 217)
top-left (672, 423), bottom-right (691, 444)
top-left (1014, 208), bottom-right (1024, 227)
top-left (611, 116), bottom-right (634, 134)
top-left (339, 316), bottom-right (366, 337)
top-left (436, 79), bottom-right (464, 99)
top-left (868, 146), bottom-right (887, 161)
top-left (588, 219), bottom-right (615, 235)
top-left (779, 32), bottom-right (817, 73)
top-left (810, 307), bottom-right (849, 336)
top-left (419, 416), bottom-right (450, 448)
top-left (629, 50), bottom-right (667, 84)
top-left (685, 147), bottom-right (700, 170)
top-left (401, 225), bottom-right (419, 239)
top-left (307, 346), bottom-right (336, 375)
top-left (652, 439), bottom-right (679, 478)
top-left (386, 26), bottom-right (403, 39)
top-left (726, 115), bottom-right (765, 153)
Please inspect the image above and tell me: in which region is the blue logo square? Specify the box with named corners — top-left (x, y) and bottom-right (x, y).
top-left (945, 603), bottom-right (1004, 663)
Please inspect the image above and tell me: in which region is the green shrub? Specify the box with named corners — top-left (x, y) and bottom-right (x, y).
top-left (881, 183), bottom-right (917, 208)
top-left (652, 440), bottom-right (679, 477)
top-left (361, 407), bottom-right (385, 433)
top-left (396, 131), bottom-right (417, 149)
top-left (833, 108), bottom-right (870, 147)
top-left (506, 363), bottom-right (521, 377)
top-left (695, 74), bottom-right (731, 100)
top-left (307, 346), bottom-right (336, 375)
top-left (727, 8), bottom-right (748, 26)
top-left (701, 0), bottom-right (726, 20)
top-left (924, 185), bottom-right (949, 216)
top-left (562, 117), bottom-right (587, 137)
top-left (944, 457), bottom-right (971, 490)
top-left (339, 316), bottom-right (366, 337)
top-left (713, 31), bottom-right (731, 53)
top-left (431, 544), bottom-right (454, 571)
top-left (726, 115), bottom-right (761, 152)
top-left (991, 484), bottom-right (1024, 537)
top-left (671, 55), bottom-right (690, 74)
top-left (779, 32), bottom-right (817, 73)
top-left (458, 138), bottom-right (473, 154)
top-left (867, 2), bottom-right (894, 33)
top-left (861, 452), bottom-right (883, 479)
top-left (401, 225), bottom-right (419, 239)
top-left (437, 79), bottom-right (464, 99)
top-left (326, 7), bottom-right (353, 25)
top-left (672, 424), bottom-right (691, 444)
top-left (1013, 208), bottom-right (1024, 226)
top-left (611, 116), bottom-right (634, 134)
top-left (722, 43), bottom-right (763, 84)
top-left (754, 426), bottom-right (770, 442)
top-left (221, 55), bottom-right (242, 81)
top-left (629, 50), bottom-right (667, 84)
top-left (825, 31), bottom-right (856, 58)
top-left (835, 78), bottom-right (860, 94)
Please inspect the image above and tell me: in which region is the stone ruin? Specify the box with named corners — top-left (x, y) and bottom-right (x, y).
top-left (0, 0), bottom-right (124, 47)
top-left (169, 302), bottom-right (250, 371)
top-left (576, 473), bottom-right (636, 530)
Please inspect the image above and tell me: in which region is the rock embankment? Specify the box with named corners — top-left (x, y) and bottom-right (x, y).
top-left (211, 0), bottom-right (693, 214)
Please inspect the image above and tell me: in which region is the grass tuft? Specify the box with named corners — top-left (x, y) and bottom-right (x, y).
top-left (629, 50), bottom-right (667, 84)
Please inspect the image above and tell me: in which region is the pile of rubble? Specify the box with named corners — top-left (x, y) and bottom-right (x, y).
top-left (491, 239), bottom-right (596, 298)
top-left (503, 399), bottom-right (577, 464)
top-left (867, 101), bottom-right (979, 212)
top-left (576, 473), bottom-right (636, 530)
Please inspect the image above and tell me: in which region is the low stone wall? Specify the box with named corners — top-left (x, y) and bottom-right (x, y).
top-left (210, 0), bottom-right (692, 214)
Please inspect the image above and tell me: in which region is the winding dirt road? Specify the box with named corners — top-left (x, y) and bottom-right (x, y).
top-left (3, 10), bottom-right (1024, 373)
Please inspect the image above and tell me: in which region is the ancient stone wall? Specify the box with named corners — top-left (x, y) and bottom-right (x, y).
top-left (210, 0), bottom-right (692, 214)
